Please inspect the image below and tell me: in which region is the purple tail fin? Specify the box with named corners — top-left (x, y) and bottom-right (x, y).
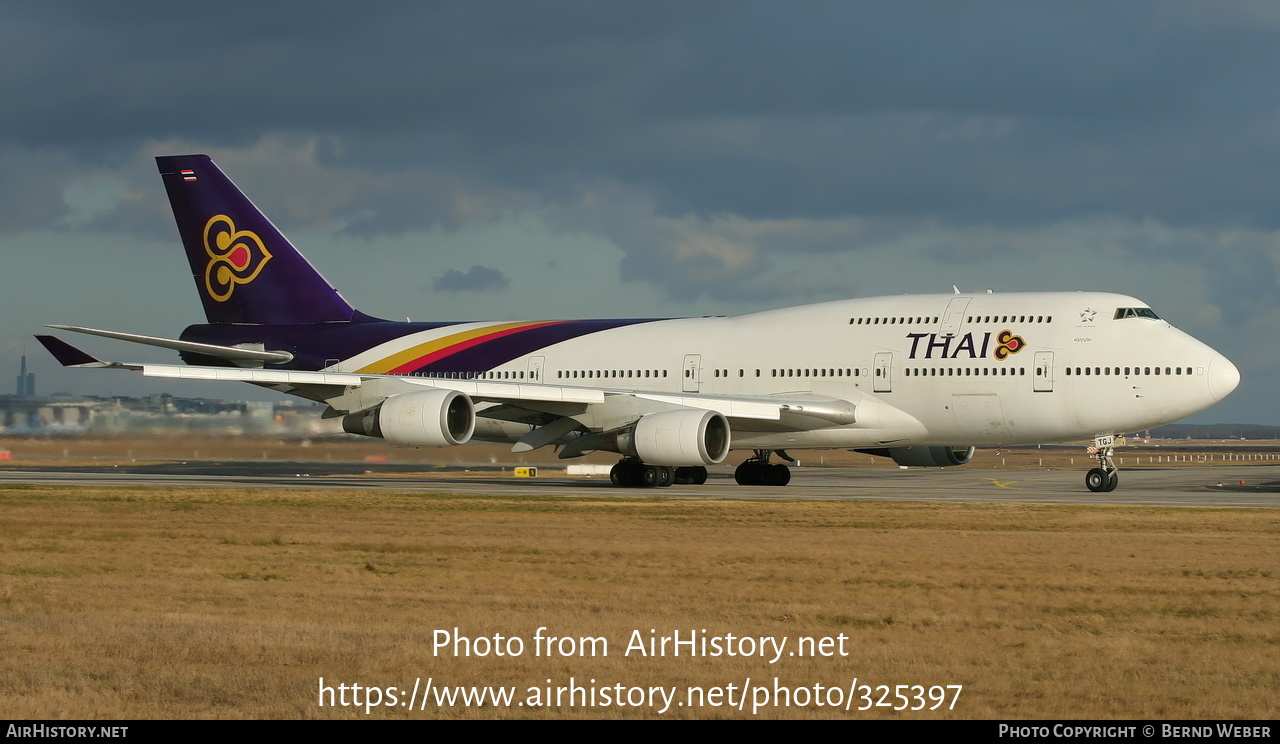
top-left (156, 154), bottom-right (357, 325)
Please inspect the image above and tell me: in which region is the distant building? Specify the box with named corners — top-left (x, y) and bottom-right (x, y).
top-left (0, 388), bottom-right (331, 436)
top-left (15, 356), bottom-right (35, 397)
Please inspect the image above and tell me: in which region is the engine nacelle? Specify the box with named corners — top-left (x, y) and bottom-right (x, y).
top-left (881, 445), bottom-right (975, 467)
top-left (342, 389), bottom-right (475, 446)
top-left (620, 409), bottom-right (731, 466)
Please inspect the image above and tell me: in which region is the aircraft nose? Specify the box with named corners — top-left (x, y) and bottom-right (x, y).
top-left (1207, 353), bottom-right (1240, 401)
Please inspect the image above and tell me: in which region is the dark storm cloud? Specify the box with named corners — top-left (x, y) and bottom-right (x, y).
top-left (6, 2), bottom-right (1280, 299)
top-left (6, 1), bottom-right (1280, 232)
top-left (432, 264), bottom-right (509, 293)
top-left (0, 146), bottom-right (76, 234)
top-left (0, 2), bottom-right (725, 150)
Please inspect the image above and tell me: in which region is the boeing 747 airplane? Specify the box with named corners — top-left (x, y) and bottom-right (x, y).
top-left (37, 155), bottom-right (1240, 491)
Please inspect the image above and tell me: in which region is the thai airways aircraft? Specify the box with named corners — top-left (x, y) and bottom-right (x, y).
top-left (37, 155), bottom-right (1240, 492)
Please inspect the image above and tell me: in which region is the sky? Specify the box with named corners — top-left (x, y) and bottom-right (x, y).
top-left (2, 1), bottom-right (1279, 423)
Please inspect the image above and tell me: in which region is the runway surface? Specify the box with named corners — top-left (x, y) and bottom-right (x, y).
top-left (3, 461), bottom-right (1279, 506)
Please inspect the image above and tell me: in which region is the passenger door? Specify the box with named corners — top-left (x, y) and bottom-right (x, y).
top-left (873, 352), bottom-right (893, 393)
top-left (1033, 351), bottom-right (1054, 392)
top-left (682, 354), bottom-right (702, 393)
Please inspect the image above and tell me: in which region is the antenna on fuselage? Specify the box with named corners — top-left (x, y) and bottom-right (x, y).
top-left (952, 285), bottom-right (961, 294)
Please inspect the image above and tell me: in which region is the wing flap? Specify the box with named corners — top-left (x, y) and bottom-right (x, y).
top-left (632, 392), bottom-right (780, 420)
top-left (141, 364), bottom-right (361, 386)
top-left (397, 375), bottom-right (606, 404)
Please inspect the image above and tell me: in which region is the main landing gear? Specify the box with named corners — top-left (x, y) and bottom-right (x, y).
top-left (734, 450), bottom-right (792, 486)
top-left (1084, 436), bottom-right (1119, 492)
top-left (609, 459), bottom-right (707, 488)
top-left (608, 450), bottom-right (796, 488)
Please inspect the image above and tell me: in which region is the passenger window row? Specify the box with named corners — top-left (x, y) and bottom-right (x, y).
top-left (906, 367), bottom-right (1026, 377)
top-left (850, 316), bottom-right (940, 325)
top-left (709, 368), bottom-right (868, 378)
top-left (557, 370), bottom-right (669, 380)
top-left (966, 315), bottom-right (1051, 323)
top-left (409, 370), bottom-right (531, 380)
top-left (848, 314), bottom-right (1054, 325)
top-left (1065, 366), bottom-right (1193, 376)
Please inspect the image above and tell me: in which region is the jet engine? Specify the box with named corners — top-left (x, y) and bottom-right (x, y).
top-left (860, 445), bottom-right (975, 467)
top-left (617, 409), bottom-right (731, 466)
top-left (342, 389), bottom-right (475, 446)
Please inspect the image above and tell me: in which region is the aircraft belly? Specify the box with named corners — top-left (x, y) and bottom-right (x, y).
top-left (729, 419), bottom-right (928, 450)
top-left (1055, 383), bottom-right (1205, 437)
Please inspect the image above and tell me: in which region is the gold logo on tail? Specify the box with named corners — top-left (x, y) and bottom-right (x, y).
top-left (203, 215), bottom-right (272, 302)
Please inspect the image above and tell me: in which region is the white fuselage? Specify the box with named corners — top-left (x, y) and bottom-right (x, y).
top-left (335, 291), bottom-right (1238, 450)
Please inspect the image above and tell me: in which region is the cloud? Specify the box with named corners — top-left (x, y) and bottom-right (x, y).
top-left (431, 265), bottom-right (510, 292)
top-left (7, 2), bottom-right (1280, 237)
top-left (3, 1), bottom-right (1280, 420)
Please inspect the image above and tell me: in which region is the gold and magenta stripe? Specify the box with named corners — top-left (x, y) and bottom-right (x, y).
top-left (356, 321), bottom-right (566, 374)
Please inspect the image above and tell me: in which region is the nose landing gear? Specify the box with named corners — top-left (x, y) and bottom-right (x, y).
top-left (1084, 436), bottom-right (1119, 492)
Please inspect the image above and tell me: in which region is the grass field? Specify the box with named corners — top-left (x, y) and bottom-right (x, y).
top-left (2, 480), bottom-right (1276, 719)
top-left (5, 433), bottom-right (1280, 472)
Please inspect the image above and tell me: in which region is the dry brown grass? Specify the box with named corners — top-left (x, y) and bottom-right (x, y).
top-left (1, 483), bottom-right (1277, 719)
top-left (0, 435), bottom-right (619, 468)
top-left (5, 433), bottom-right (1280, 474)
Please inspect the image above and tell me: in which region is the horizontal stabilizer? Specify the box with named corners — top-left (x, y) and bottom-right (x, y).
top-left (45, 324), bottom-right (294, 365)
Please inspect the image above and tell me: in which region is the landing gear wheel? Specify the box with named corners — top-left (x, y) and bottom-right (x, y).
top-left (1104, 470), bottom-right (1119, 492)
top-left (735, 453), bottom-right (792, 486)
top-left (611, 460), bottom-right (643, 488)
top-left (625, 464), bottom-right (674, 488)
top-left (674, 466), bottom-right (708, 485)
top-left (1085, 468), bottom-right (1109, 492)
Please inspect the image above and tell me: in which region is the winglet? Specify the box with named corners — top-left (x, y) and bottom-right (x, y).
top-left (34, 335), bottom-right (106, 367)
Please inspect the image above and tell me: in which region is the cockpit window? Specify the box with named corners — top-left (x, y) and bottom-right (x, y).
top-left (1113, 307), bottom-right (1160, 320)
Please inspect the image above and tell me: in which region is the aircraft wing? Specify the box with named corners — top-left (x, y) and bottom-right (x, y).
top-left (35, 335), bottom-right (860, 434)
top-left (123, 360), bottom-right (833, 426)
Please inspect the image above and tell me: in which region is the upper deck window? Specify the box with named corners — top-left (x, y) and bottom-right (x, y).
top-left (1113, 307), bottom-right (1160, 320)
